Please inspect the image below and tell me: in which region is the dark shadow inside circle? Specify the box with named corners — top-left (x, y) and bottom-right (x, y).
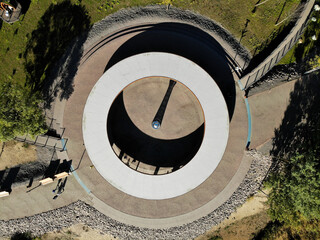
top-left (107, 92), bottom-right (204, 171)
top-left (104, 22), bottom-right (236, 120)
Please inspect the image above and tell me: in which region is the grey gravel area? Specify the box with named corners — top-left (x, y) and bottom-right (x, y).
top-left (0, 150), bottom-right (272, 239)
top-left (247, 63), bottom-right (302, 97)
top-left (85, 5), bottom-right (251, 63)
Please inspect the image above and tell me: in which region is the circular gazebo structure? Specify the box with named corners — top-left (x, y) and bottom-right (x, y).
top-left (61, 15), bottom-right (248, 228)
top-left (83, 52), bottom-right (229, 200)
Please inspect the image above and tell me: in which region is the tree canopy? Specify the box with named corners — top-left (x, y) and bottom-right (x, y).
top-left (0, 81), bottom-right (47, 141)
top-left (268, 151), bottom-right (320, 223)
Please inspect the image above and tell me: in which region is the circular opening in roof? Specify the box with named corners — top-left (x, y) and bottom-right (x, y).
top-left (107, 76), bottom-right (205, 175)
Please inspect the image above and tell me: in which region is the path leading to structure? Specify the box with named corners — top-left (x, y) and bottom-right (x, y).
top-left (249, 79), bottom-right (298, 151)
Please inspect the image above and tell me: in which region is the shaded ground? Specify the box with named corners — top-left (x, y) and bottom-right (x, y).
top-left (108, 92), bottom-right (204, 168)
top-left (23, 0), bottom-right (91, 107)
top-left (271, 73), bottom-right (320, 160)
top-left (246, 63), bottom-right (301, 97)
top-left (0, 145), bottom-right (55, 193)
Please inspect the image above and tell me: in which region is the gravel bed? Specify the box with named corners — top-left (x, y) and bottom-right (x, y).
top-left (0, 150), bottom-right (272, 239)
top-left (84, 5), bottom-right (251, 63)
top-left (247, 63), bottom-right (302, 96)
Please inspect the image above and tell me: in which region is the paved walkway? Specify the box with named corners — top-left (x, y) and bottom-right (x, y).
top-left (249, 80), bottom-right (297, 150)
top-left (0, 173), bottom-right (89, 220)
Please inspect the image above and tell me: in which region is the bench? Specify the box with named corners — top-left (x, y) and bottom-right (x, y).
top-left (0, 191), bottom-right (9, 198)
top-left (54, 172), bottom-right (69, 179)
top-left (39, 177), bottom-right (53, 185)
top-left (112, 143), bottom-right (121, 157)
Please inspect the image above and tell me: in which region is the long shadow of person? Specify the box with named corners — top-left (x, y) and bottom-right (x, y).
top-left (23, 0), bottom-right (91, 108)
top-left (53, 177), bottom-right (67, 199)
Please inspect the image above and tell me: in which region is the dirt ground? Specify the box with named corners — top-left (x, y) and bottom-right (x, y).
top-left (196, 191), bottom-right (270, 240)
top-left (39, 224), bottom-right (119, 240)
top-left (0, 141), bottom-right (37, 170)
top-left (0, 224), bottom-right (118, 240)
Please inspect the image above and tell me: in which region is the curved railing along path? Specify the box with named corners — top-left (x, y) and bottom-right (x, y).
top-left (239, 0), bottom-right (315, 90)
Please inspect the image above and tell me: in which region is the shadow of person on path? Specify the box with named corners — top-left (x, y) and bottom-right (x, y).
top-left (0, 167), bottom-right (20, 193)
top-left (53, 177), bottom-right (67, 199)
top-left (56, 159), bottom-right (72, 174)
top-left (52, 178), bottom-right (62, 193)
top-left (23, 0), bottom-right (91, 108)
top-left (271, 73), bottom-right (320, 165)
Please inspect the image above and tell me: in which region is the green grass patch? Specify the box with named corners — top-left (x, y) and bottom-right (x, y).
top-left (0, 0), bottom-right (301, 87)
top-left (277, 44), bottom-right (296, 65)
top-left (279, 5), bottom-right (320, 66)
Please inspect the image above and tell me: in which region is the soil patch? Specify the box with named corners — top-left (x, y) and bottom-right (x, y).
top-left (197, 191), bottom-right (270, 240)
top-left (215, 211), bottom-right (270, 240)
top-left (0, 141), bottom-right (37, 170)
top-left (0, 224), bottom-right (119, 240)
top-left (40, 224), bottom-right (119, 240)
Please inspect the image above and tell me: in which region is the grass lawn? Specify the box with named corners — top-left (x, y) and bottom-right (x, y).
top-left (196, 191), bottom-right (271, 240)
top-left (278, 3), bottom-right (320, 65)
top-left (0, 0), bottom-right (300, 87)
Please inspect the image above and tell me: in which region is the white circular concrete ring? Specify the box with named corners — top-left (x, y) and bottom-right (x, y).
top-left (83, 52), bottom-right (229, 200)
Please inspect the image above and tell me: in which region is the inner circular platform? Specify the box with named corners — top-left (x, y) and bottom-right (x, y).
top-left (108, 76), bottom-right (205, 175)
top-left (123, 77), bottom-right (204, 140)
top-left (83, 52), bottom-right (229, 200)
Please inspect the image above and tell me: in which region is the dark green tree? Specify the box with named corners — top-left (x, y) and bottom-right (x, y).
top-left (267, 151), bottom-right (320, 236)
top-left (0, 81), bottom-right (47, 141)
